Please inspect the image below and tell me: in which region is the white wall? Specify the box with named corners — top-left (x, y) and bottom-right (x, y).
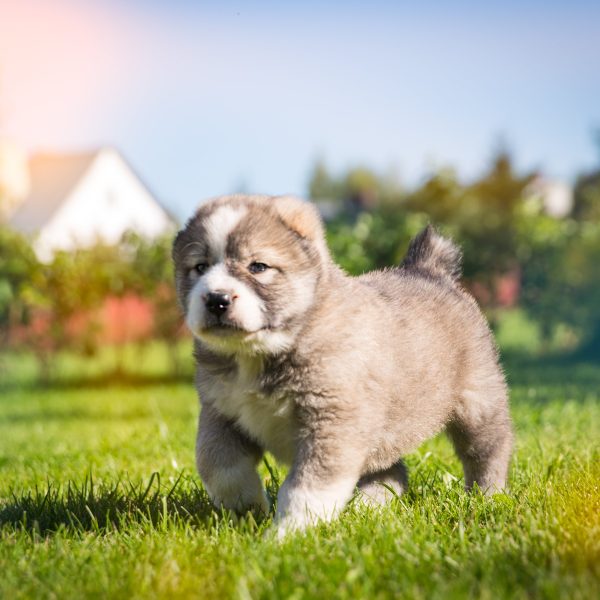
top-left (34, 148), bottom-right (174, 260)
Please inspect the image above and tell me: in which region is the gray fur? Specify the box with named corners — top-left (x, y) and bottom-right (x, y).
top-left (402, 223), bottom-right (463, 281)
top-left (173, 194), bottom-right (513, 535)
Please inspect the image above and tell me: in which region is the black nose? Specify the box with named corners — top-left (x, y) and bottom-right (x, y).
top-left (205, 292), bottom-right (231, 316)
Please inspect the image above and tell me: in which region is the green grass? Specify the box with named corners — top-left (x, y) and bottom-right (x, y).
top-left (0, 339), bottom-right (193, 388)
top-left (0, 346), bottom-right (599, 599)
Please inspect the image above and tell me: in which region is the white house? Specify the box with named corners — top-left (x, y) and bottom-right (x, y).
top-left (7, 147), bottom-right (176, 260)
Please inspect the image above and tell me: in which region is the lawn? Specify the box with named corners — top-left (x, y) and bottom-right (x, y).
top-left (0, 344), bottom-right (599, 599)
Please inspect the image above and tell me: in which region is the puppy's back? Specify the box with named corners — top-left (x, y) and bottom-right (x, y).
top-left (356, 225), bottom-right (501, 391)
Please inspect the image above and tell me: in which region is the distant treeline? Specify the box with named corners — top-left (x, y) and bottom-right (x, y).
top-left (309, 150), bottom-right (600, 357)
top-left (1, 149), bottom-right (600, 379)
top-left (0, 230), bottom-right (182, 378)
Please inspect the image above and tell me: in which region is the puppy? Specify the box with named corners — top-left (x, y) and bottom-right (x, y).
top-left (173, 194), bottom-right (512, 534)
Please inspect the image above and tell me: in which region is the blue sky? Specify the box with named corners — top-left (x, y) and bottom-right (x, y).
top-left (1, 0), bottom-right (599, 218)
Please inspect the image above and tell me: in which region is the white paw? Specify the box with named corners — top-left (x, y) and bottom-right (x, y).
top-left (204, 462), bottom-right (269, 515)
top-left (275, 515), bottom-right (306, 539)
top-left (274, 476), bottom-right (357, 535)
top-left (210, 488), bottom-right (269, 515)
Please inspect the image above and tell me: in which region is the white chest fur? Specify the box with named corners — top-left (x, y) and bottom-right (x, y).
top-left (209, 356), bottom-right (296, 464)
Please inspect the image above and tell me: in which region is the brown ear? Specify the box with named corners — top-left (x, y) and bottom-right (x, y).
top-left (272, 195), bottom-right (324, 241)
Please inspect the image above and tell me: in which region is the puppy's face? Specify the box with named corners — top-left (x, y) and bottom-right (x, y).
top-left (173, 195), bottom-right (327, 355)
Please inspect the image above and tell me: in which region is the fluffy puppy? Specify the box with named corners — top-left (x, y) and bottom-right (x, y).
top-left (172, 194), bottom-right (512, 534)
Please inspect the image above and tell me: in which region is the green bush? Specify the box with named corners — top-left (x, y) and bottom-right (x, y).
top-left (0, 226), bottom-right (43, 338)
top-left (312, 152), bottom-right (600, 356)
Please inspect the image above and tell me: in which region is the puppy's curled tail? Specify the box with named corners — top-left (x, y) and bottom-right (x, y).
top-left (402, 225), bottom-right (462, 282)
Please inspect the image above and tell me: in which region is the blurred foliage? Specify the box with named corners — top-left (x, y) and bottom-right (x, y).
top-left (1, 146), bottom-right (600, 375)
top-left (0, 226), bottom-right (44, 338)
top-left (310, 150), bottom-right (600, 357)
top-left (312, 152), bottom-right (534, 282)
top-left (122, 232), bottom-right (183, 371)
top-left (408, 153), bottom-right (534, 287)
top-left (572, 170), bottom-right (600, 222)
top-left (327, 209), bottom-right (428, 274)
top-left (518, 215), bottom-right (600, 355)
top-left (0, 227), bottom-right (181, 377)
top-left (571, 133), bottom-right (600, 222)
top-left (310, 158), bottom-right (402, 218)
top-left (35, 243), bottom-right (147, 361)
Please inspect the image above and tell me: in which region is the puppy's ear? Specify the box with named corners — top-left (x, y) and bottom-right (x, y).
top-left (273, 196), bottom-right (324, 241)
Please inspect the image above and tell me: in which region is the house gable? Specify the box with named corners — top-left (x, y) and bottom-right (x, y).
top-left (18, 148), bottom-right (175, 260)
top-left (8, 152), bottom-right (97, 234)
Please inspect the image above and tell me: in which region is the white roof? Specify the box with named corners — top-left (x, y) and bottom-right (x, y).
top-left (9, 148), bottom-right (176, 234)
top-left (9, 151), bottom-right (98, 233)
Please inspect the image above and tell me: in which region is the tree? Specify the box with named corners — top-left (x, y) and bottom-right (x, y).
top-left (307, 160), bottom-right (404, 220)
top-left (122, 231), bottom-right (184, 373)
top-left (519, 213), bottom-right (600, 356)
top-left (0, 225), bottom-right (42, 346)
top-left (407, 151), bottom-right (534, 306)
top-left (572, 171), bottom-right (600, 222)
top-left (308, 158), bottom-right (340, 201)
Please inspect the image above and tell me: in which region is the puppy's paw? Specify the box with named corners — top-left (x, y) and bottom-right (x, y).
top-left (274, 517), bottom-right (301, 539)
top-left (260, 520), bottom-right (295, 542)
top-left (210, 488), bottom-right (270, 516)
top-left (273, 476), bottom-right (356, 537)
top-left (204, 464), bottom-right (270, 516)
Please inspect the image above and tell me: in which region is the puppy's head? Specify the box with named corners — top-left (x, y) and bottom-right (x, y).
top-left (173, 194), bottom-right (329, 355)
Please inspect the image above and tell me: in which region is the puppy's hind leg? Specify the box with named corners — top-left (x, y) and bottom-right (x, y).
top-left (446, 386), bottom-right (513, 494)
top-left (357, 460), bottom-right (408, 505)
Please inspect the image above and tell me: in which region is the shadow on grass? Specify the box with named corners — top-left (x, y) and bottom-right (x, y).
top-left (0, 473), bottom-right (211, 535)
top-left (501, 350), bottom-right (600, 389)
top-left (0, 472), bottom-right (278, 536)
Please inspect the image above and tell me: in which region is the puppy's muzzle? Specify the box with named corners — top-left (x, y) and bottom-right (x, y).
top-left (205, 291), bottom-right (232, 317)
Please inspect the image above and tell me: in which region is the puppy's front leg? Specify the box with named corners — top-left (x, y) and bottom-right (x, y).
top-left (196, 404), bottom-right (269, 515)
top-left (275, 410), bottom-right (362, 535)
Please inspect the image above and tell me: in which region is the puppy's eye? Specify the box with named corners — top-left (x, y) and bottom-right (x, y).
top-left (192, 262), bottom-right (209, 275)
top-left (248, 262), bottom-right (269, 274)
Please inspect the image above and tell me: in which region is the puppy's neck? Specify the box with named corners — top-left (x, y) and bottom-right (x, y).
top-left (234, 352), bottom-right (265, 380)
